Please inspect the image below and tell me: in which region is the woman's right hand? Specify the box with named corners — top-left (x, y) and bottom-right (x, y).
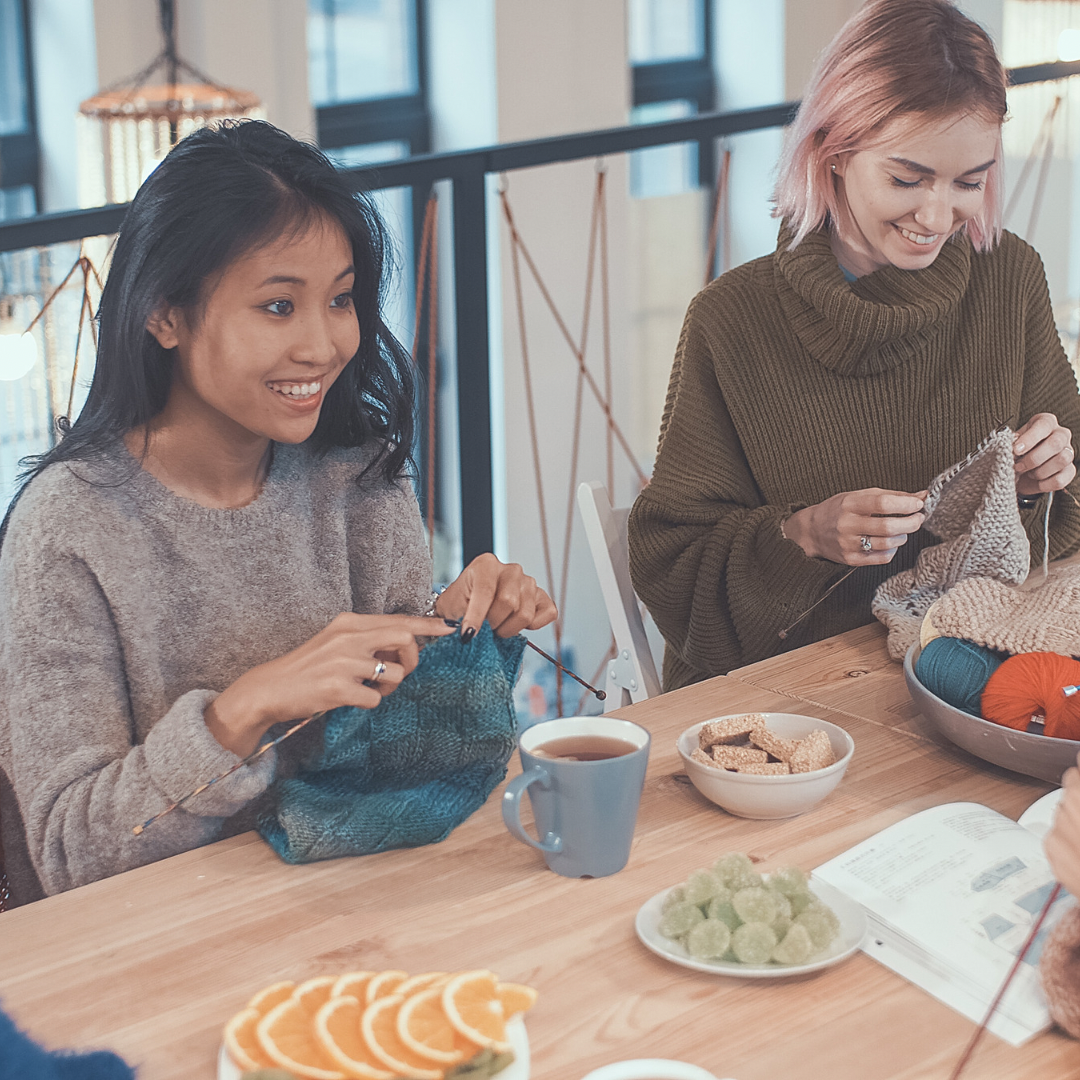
top-left (782, 487), bottom-right (927, 566)
top-left (204, 613), bottom-right (454, 757)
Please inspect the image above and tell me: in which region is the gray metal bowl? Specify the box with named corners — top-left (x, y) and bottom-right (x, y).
top-left (904, 643), bottom-right (1079, 784)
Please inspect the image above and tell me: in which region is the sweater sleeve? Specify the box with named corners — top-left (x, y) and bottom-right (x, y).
top-left (628, 295), bottom-right (847, 683)
top-left (1040, 905), bottom-right (1080, 1038)
top-left (1016, 242), bottom-right (1080, 563)
top-left (0, 521), bottom-right (274, 895)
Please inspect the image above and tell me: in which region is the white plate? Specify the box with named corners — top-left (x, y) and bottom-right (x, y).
top-left (635, 878), bottom-right (866, 978)
top-left (1018, 787), bottom-right (1064, 840)
top-left (218, 1013), bottom-right (530, 1079)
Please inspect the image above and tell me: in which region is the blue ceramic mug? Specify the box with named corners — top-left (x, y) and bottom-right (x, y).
top-left (501, 716), bottom-right (650, 878)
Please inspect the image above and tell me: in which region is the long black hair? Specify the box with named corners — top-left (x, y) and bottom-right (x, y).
top-left (4, 119), bottom-right (415, 537)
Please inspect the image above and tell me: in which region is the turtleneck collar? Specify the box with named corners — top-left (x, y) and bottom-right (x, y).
top-left (773, 222), bottom-right (972, 377)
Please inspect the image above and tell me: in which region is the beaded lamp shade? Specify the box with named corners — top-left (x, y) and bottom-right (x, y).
top-left (76, 0), bottom-right (262, 207)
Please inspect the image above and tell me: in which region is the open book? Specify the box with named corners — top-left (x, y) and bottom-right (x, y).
top-left (813, 793), bottom-right (1072, 1047)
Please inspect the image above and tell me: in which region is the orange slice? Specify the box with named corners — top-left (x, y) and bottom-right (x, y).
top-left (365, 969), bottom-right (409, 1004)
top-left (496, 982), bottom-right (538, 1018)
top-left (224, 1007), bottom-right (276, 1071)
top-left (247, 980), bottom-right (297, 1015)
top-left (397, 986), bottom-right (467, 1065)
top-left (331, 971), bottom-right (376, 1001)
top-left (257, 996), bottom-right (347, 1080)
top-left (293, 975), bottom-right (338, 1015)
top-left (360, 994), bottom-right (443, 1079)
top-left (396, 971), bottom-right (449, 997)
top-left (314, 995), bottom-right (395, 1080)
top-left (442, 970), bottom-right (509, 1052)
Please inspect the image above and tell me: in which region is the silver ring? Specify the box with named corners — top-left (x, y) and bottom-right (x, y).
top-left (859, 535), bottom-right (872, 553)
top-left (372, 660), bottom-right (388, 681)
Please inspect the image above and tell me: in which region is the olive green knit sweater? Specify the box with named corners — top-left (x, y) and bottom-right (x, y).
top-left (628, 227), bottom-right (1080, 690)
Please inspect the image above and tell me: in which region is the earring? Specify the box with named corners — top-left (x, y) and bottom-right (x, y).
top-left (831, 163), bottom-right (837, 173)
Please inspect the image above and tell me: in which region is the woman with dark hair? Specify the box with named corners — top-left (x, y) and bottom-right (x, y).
top-left (0, 120), bottom-right (555, 905)
top-left (629, 0), bottom-right (1080, 689)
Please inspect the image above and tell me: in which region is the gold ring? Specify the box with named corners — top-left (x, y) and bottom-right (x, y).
top-left (372, 660), bottom-right (388, 681)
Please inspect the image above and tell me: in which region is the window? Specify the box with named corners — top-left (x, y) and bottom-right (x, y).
top-left (307, 0), bottom-right (430, 159)
top-left (0, 0), bottom-right (38, 219)
top-left (628, 0), bottom-right (715, 198)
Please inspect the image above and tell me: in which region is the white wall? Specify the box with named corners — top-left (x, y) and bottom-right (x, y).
top-left (493, 0), bottom-right (634, 705)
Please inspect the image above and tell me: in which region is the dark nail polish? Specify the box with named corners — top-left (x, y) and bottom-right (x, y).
top-left (461, 626), bottom-right (477, 642)
top-left (444, 618), bottom-right (462, 628)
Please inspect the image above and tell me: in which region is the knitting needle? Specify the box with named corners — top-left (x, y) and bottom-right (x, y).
top-left (947, 881), bottom-right (1063, 1080)
top-left (132, 710), bottom-right (327, 836)
top-left (133, 621), bottom-right (606, 836)
top-left (442, 619), bottom-right (606, 701)
top-left (1063, 685), bottom-right (1080, 698)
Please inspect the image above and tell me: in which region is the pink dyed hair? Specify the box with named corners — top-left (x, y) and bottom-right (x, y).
top-left (774, 0), bottom-right (1007, 253)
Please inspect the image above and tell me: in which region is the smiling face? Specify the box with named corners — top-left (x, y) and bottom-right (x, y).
top-left (151, 214), bottom-right (360, 446)
top-left (829, 111), bottom-right (1000, 277)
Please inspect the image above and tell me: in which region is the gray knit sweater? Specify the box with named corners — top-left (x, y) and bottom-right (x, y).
top-left (0, 441), bottom-right (431, 904)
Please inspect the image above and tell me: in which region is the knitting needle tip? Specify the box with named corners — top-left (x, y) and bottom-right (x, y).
top-left (1063, 685), bottom-right (1080, 698)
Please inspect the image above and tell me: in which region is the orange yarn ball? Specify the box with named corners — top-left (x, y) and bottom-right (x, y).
top-left (981, 652), bottom-right (1080, 741)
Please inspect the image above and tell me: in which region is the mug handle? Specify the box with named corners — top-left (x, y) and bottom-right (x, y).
top-left (580, 1061), bottom-right (725, 1080)
top-left (501, 766), bottom-right (562, 852)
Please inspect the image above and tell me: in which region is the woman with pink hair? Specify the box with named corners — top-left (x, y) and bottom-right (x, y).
top-left (629, 0), bottom-right (1080, 690)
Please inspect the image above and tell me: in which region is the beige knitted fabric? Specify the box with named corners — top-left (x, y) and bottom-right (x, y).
top-left (929, 562), bottom-right (1080, 656)
top-left (872, 428), bottom-right (1030, 659)
top-left (1040, 905), bottom-right (1080, 1039)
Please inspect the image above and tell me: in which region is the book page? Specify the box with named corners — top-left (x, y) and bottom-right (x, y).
top-left (814, 802), bottom-right (1073, 1044)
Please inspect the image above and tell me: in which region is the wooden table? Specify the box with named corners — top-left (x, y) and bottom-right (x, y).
top-left (2, 626), bottom-right (1079, 1080)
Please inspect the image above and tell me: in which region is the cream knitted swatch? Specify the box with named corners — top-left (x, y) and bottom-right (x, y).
top-left (872, 428), bottom-right (1030, 660)
top-left (929, 563), bottom-right (1080, 656)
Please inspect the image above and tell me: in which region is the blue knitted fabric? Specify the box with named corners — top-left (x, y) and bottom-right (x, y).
top-left (916, 636), bottom-right (1005, 716)
top-left (0, 1005), bottom-right (135, 1080)
top-left (258, 623), bottom-right (527, 864)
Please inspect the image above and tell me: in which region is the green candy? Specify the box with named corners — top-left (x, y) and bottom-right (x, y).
top-left (684, 869), bottom-right (726, 906)
top-left (714, 855), bottom-right (762, 890)
top-left (732, 886), bottom-right (780, 925)
top-left (767, 865), bottom-right (809, 897)
top-left (772, 915), bottom-right (792, 939)
top-left (730, 921), bottom-right (778, 964)
top-left (795, 903), bottom-right (840, 950)
top-left (686, 918), bottom-right (732, 960)
top-left (772, 922), bottom-right (816, 965)
top-left (706, 894), bottom-right (741, 930)
top-left (770, 891), bottom-right (793, 920)
top-left (788, 889), bottom-right (817, 916)
top-left (659, 900), bottom-right (706, 939)
top-left (661, 885), bottom-right (687, 913)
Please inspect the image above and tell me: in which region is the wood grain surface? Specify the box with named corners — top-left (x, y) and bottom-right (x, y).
top-left (1, 632), bottom-right (1078, 1080)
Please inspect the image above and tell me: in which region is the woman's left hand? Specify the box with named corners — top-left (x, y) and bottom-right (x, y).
top-left (1045, 753), bottom-right (1080, 898)
top-left (1014, 414), bottom-right (1076, 495)
top-left (436, 553), bottom-right (558, 638)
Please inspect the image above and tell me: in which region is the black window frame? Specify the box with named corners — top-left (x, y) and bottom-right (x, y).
top-left (0, 0), bottom-right (40, 214)
top-left (312, 0), bottom-right (431, 160)
top-left (630, 0), bottom-right (715, 187)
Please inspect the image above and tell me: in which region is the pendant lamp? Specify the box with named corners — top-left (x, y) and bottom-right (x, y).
top-left (76, 0), bottom-right (262, 207)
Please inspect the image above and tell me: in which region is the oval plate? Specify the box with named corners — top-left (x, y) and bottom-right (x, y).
top-left (635, 879), bottom-right (866, 978)
top-left (218, 1013), bottom-right (530, 1079)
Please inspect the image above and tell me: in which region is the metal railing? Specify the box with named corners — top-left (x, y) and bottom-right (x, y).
top-left (2, 58), bottom-right (1078, 561)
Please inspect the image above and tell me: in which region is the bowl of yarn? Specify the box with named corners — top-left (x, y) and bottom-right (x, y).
top-left (904, 639), bottom-right (1080, 784)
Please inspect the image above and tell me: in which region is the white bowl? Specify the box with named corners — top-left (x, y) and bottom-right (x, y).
top-left (676, 713), bottom-right (854, 820)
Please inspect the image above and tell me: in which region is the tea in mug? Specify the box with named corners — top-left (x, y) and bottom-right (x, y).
top-left (530, 734), bottom-right (639, 762)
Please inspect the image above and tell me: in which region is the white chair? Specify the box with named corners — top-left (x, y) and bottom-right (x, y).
top-left (577, 481), bottom-right (662, 710)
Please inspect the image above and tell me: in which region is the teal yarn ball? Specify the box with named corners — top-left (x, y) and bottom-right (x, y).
top-left (916, 637), bottom-right (1004, 716)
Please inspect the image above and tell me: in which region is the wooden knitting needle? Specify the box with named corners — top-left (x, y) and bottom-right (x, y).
top-left (441, 619), bottom-right (606, 701)
top-left (948, 881), bottom-right (1063, 1079)
top-left (132, 711), bottom-right (326, 836)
